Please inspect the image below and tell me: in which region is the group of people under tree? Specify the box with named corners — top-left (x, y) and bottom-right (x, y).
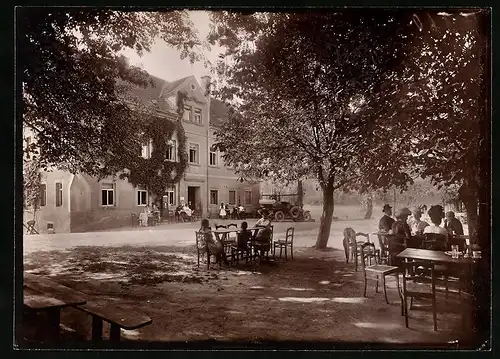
top-left (174, 201), bottom-right (194, 222)
top-left (378, 202), bottom-right (465, 250)
top-left (199, 209), bottom-right (272, 266)
top-left (219, 202), bottom-right (246, 220)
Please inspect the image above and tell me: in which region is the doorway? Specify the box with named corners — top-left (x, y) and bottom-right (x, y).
top-left (187, 186), bottom-right (201, 213)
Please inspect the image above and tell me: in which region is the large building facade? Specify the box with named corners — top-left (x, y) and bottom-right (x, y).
top-left (23, 75), bottom-right (261, 233)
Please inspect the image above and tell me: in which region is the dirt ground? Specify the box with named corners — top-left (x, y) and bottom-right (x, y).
top-left (21, 244), bottom-right (483, 349)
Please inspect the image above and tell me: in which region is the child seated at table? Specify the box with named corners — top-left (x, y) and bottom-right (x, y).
top-left (200, 219), bottom-right (229, 266)
top-left (237, 221), bottom-right (252, 250)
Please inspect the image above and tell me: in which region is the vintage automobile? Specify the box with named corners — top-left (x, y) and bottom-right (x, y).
top-left (257, 195), bottom-right (312, 222)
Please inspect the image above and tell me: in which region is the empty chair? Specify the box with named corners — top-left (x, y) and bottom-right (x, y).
top-left (360, 242), bottom-right (399, 304)
top-left (422, 233), bottom-right (447, 251)
top-left (273, 227), bottom-right (295, 260)
top-left (400, 260), bottom-right (438, 331)
top-left (343, 228), bottom-right (372, 271)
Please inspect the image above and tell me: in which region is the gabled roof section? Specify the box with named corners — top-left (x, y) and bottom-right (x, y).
top-left (127, 75), bottom-right (168, 104)
top-left (160, 76), bottom-right (193, 97)
top-left (210, 98), bottom-right (230, 127)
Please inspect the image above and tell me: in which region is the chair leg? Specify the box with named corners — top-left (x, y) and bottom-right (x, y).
top-left (375, 277), bottom-right (379, 293)
top-left (284, 245), bottom-right (287, 261)
top-left (280, 246), bottom-right (283, 259)
top-left (383, 275), bottom-right (389, 304)
top-left (432, 294), bottom-right (437, 331)
top-left (363, 273), bottom-right (367, 297)
top-left (404, 297), bottom-right (409, 328)
top-left (291, 243), bottom-right (293, 259)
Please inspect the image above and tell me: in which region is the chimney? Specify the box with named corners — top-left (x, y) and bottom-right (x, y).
top-left (200, 75), bottom-right (212, 97)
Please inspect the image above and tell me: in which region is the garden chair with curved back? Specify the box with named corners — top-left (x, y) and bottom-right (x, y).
top-left (195, 230), bottom-right (210, 269)
top-left (343, 228), bottom-right (376, 271)
top-left (360, 242), bottom-right (400, 304)
top-left (273, 227), bottom-right (295, 260)
top-left (227, 223), bottom-right (238, 245)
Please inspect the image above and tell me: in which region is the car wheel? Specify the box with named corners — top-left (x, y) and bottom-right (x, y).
top-left (275, 211), bottom-right (285, 222)
top-left (303, 212), bottom-right (311, 221)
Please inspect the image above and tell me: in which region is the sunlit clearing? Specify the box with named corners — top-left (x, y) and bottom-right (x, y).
top-left (319, 281), bottom-right (330, 285)
top-left (278, 297), bottom-right (330, 303)
top-left (280, 287), bottom-right (314, 291)
top-left (354, 322), bottom-right (401, 330)
top-left (332, 297), bottom-right (367, 304)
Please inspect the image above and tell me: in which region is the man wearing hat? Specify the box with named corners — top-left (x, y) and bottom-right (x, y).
top-left (391, 207), bottom-right (412, 239)
top-left (444, 211), bottom-right (464, 236)
top-left (378, 204), bottom-right (395, 232)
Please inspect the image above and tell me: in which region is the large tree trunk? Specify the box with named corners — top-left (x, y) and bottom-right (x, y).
top-left (459, 184), bottom-right (478, 242)
top-left (314, 182), bottom-right (335, 249)
top-left (297, 180), bottom-right (304, 207)
top-left (364, 192), bottom-right (373, 219)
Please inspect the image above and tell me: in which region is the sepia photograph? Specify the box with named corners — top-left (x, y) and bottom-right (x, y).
top-left (16, 7), bottom-right (491, 350)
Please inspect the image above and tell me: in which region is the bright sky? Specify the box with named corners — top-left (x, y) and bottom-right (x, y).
top-left (120, 10), bottom-right (224, 86)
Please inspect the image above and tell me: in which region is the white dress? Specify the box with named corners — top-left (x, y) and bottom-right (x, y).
top-left (219, 207), bottom-right (226, 216)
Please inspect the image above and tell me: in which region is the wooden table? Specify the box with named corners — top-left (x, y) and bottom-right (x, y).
top-left (23, 274), bottom-right (87, 341)
top-left (396, 248), bottom-right (476, 265)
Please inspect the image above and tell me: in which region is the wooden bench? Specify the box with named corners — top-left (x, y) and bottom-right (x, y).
top-left (24, 273), bottom-right (152, 342)
top-left (76, 302), bottom-right (152, 342)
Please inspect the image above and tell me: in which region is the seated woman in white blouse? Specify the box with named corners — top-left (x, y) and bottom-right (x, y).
top-left (423, 205), bottom-right (448, 236)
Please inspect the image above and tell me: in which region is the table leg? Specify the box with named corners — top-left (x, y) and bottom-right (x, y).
top-left (46, 308), bottom-right (61, 342)
top-left (110, 324), bottom-right (121, 342)
top-left (91, 315), bottom-right (103, 342)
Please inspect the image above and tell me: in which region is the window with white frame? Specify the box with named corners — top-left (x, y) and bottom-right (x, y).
top-left (141, 139), bottom-right (152, 159)
top-left (194, 108), bottom-right (202, 124)
top-left (210, 190), bottom-right (218, 205)
top-left (183, 105), bottom-right (192, 121)
top-left (228, 190), bottom-right (236, 205)
top-left (209, 151), bottom-right (218, 166)
top-left (189, 143), bottom-right (199, 164)
top-left (245, 190), bottom-right (252, 205)
top-left (164, 187), bottom-right (175, 206)
top-left (101, 183), bottom-right (115, 206)
top-left (137, 186), bottom-right (148, 206)
top-left (39, 184), bottom-right (46, 207)
top-left (55, 182), bottom-right (63, 207)
top-left (166, 140), bottom-right (176, 161)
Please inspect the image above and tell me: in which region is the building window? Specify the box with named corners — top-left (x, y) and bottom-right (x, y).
top-left (164, 188), bottom-right (175, 206)
top-left (101, 183), bottom-right (115, 206)
top-left (55, 182), bottom-right (63, 207)
top-left (245, 190), bottom-right (252, 205)
top-left (210, 190), bottom-right (218, 205)
top-left (194, 108), bottom-right (202, 124)
top-left (39, 184), bottom-right (46, 207)
top-left (228, 190), bottom-right (236, 205)
top-left (141, 139), bottom-right (152, 159)
top-left (209, 151), bottom-right (218, 166)
top-left (189, 143), bottom-right (199, 164)
top-left (166, 140), bottom-right (176, 161)
top-left (183, 105), bottom-right (192, 121)
top-left (137, 186), bottom-right (148, 206)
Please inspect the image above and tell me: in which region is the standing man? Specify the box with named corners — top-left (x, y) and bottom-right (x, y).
top-left (379, 204), bottom-right (395, 232)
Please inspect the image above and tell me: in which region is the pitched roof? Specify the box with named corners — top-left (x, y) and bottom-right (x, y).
top-left (209, 98), bottom-right (230, 127)
top-left (161, 76), bottom-right (192, 95)
top-left (127, 75), bottom-right (168, 104)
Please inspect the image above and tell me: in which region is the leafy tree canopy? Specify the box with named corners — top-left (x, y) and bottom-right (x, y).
top-left (19, 8), bottom-right (202, 178)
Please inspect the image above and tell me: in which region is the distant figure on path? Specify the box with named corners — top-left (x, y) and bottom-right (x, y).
top-left (444, 211), bottom-right (464, 236)
top-left (378, 204), bottom-right (395, 233)
top-left (219, 202), bottom-right (227, 220)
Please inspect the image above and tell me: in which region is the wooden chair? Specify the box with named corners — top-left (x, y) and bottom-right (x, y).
top-left (231, 230), bottom-right (252, 263)
top-left (273, 227), bottom-right (295, 260)
top-left (387, 234), bottom-right (407, 266)
top-left (195, 231), bottom-right (210, 269)
top-left (360, 242), bottom-right (399, 304)
top-left (377, 233), bottom-right (390, 264)
top-left (400, 260), bottom-right (438, 331)
top-left (227, 223), bottom-right (238, 244)
top-left (343, 228), bottom-right (373, 271)
top-left (422, 233), bottom-right (447, 251)
top-left (251, 225), bottom-right (273, 260)
top-left (25, 220), bottom-right (39, 234)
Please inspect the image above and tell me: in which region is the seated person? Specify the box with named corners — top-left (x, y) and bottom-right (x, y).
top-left (408, 207), bottom-right (429, 235)
top-left (423, 205), bottom-right (448, 235)
top-left (253, 211), bottom-right (272, 254)
top-left (392, 207), bottom-right (412, 239)
top-left (444, 211), bottom-right (464, 236)
top-left (423, 205), bottom-right (448, 250)
top-left (237, 221), bottom-right (252, 250)
top-left (200, 219), bottom-right (229, 266)
top-left (182, 204), bottom-right (193, 217)
top-left (379, 204), bottom-right (395, 233)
